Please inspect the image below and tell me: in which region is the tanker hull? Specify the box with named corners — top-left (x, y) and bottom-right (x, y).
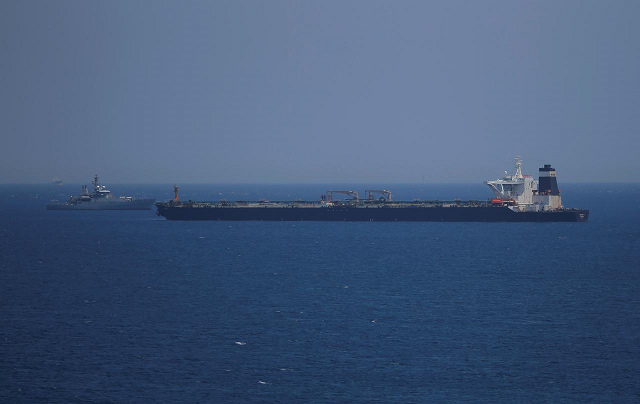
top-left (155, 204), bottom-right (589, 222)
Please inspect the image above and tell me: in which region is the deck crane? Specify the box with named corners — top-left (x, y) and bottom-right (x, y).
top-left (365, 189), bottom-right (392, 201)
top-left (325, 190), bottom-right (359, 201)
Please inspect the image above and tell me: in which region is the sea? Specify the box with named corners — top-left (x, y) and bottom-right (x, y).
top-left (1, 183), bottom-right (639, 403)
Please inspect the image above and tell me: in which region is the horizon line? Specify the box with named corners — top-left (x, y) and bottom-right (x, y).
top-left (1, 181), bottom-right (639, 186)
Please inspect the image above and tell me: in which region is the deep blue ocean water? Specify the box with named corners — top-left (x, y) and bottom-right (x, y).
top-left (1, 183), bottom-right (639, 403)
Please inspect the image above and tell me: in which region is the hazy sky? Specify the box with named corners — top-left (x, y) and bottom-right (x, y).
top-left (1, 0), bottom-right (639, 183)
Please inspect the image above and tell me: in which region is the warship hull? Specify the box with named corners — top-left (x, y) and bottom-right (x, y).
top-left (47, 199), bottom-right (156, 210)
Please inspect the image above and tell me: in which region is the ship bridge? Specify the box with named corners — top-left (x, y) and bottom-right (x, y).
top-left (485, 157), bottom-right (537, 206)
top-left (92, 174), bottom-right (113, 199)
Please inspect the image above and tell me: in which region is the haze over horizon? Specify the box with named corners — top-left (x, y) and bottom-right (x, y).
top-left (2, 1), bottom-right (639, 184)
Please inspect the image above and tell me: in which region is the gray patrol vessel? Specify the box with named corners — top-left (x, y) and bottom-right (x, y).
top-left (47, 174), bottom-right (155, 210)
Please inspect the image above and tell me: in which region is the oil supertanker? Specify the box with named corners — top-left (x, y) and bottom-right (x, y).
top-left (155, 158), bottom-right (589, 222)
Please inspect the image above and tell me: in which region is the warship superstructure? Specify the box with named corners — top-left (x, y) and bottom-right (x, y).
top-left (46, 174), bottom-right (155, 210)
top-left (155, 158), bottom-right (588, 222)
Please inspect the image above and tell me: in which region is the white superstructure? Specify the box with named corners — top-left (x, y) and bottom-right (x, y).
top-left (485, 157), bottom-right (563, 212)
top-left (485, 157), bottom-right (537, 206)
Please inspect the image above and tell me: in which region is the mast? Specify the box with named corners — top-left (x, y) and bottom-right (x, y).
top-left (514, 156), bottom-right (523, 179)
top-left (93, 174), bottom-right (100, 192)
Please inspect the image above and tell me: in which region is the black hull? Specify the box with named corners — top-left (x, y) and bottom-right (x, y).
top-left (156, 205), bottom-right (589, 222)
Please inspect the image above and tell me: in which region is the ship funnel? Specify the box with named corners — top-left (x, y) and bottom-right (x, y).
top-left (538, 164), bottom-right (559, 195)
